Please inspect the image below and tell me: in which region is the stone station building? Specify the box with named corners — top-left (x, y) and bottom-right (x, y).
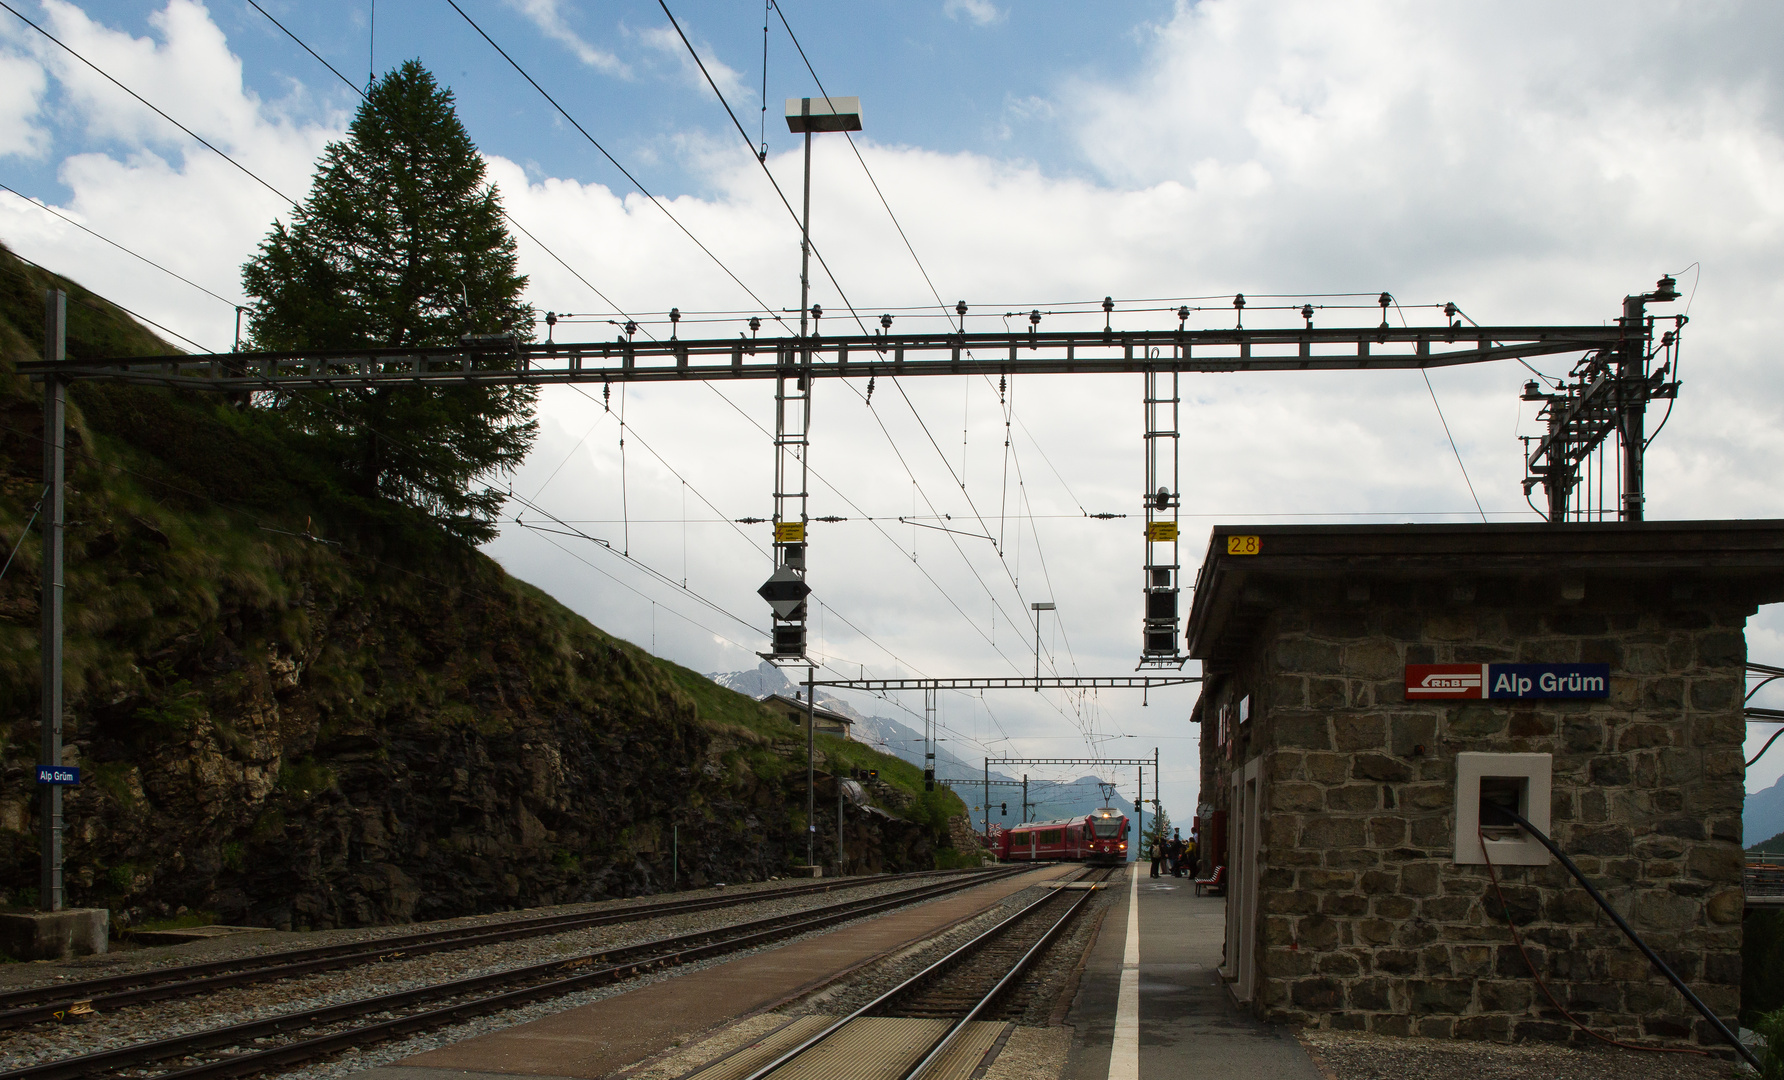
top-left (1186, 520), bottom-right (1784, 1048)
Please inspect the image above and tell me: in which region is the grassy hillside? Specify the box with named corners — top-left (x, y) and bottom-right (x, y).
top-left (0, 243), bottom-right (963, 927)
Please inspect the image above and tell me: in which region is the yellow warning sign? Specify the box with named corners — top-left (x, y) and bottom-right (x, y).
top-left (1226, 534), bottom-right (1261, 556)
top-left (775, 522), bottom-right (806, 544)
top-left (1146, 522), bottom-right (1179, 543)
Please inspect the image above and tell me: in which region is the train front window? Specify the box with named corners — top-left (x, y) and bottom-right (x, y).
top-left (1092, 819), bottom-right (1121, 838)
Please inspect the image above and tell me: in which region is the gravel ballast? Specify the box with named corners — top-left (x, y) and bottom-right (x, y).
top-left (0, 872), bottom-right (974, 1074)
top-left (1298, 1030), bottom-right (1742, 1080)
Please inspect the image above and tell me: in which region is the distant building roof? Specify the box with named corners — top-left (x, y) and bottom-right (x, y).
top-left (761, 693), bottom-right (854, 727)
top-left (1187, 519), bottom-right (1784, 672)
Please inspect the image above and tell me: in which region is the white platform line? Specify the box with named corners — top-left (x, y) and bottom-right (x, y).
top-left (1109, 865), bottom-right (1140, 1080)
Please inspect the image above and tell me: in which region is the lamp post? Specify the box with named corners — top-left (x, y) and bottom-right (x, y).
top-left (782, 98), bottom-right (859, 873)
top-left (784, 97), bottom-right (861, 340)
top-left (1031, 602), bottom-right (1055, 689)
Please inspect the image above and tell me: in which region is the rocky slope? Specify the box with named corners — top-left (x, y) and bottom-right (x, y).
top-left (0, 245), bottom-right (958, 932)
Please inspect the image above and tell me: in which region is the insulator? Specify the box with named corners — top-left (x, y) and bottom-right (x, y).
top-left (880, 313), bottom-right (892, 330)
top-left (866, 375), bottom-right (875, 402)
top-left (603, 381), bottom-right (611, 409)
top-left (749, 316), bottom-right (761, 334)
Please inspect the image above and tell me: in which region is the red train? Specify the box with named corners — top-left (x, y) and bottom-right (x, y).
top-left (996, 807), bottom-right (1129, 864)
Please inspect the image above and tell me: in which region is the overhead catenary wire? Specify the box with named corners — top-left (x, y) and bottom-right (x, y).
top-left (241, 0), bottom-right (637, 322)
top-left (0, 184), bottom-right (242, 310)
top-left (0, 485), bottom-right (48, 584)
top-left (0, 0), bottom-right (295, 206)
top-left (443, 0), bottom-right (788, 328)
top-left (7, 250), bottom-right (214, 352)
top-left (2, 4), bottom-right (1035, 759)
top-left (762, 1), bottom-right (1106, 736)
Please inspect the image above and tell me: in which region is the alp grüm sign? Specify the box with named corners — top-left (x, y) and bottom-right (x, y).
top-left (1405, 663), bottom-right (1610, 701)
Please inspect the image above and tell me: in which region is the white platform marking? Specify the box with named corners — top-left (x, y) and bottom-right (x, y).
top-left (1109, 865), bottom-right (1140, 1080)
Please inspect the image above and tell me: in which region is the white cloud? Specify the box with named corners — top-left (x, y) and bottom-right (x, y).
top-left (8, 0), bottom-right (1784, 815)
top-left (944, 0), bottom-right (1004, 27)
top-left (502, 0), bottom-right (630, 77)
top-left (0, 48), bottom-right (47, 157)
top-left (634, 23), bottom-right (747, 100)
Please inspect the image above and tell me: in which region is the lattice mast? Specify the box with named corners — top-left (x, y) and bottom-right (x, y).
top-left (1522, 277), bottom-right (1684, 522)
top-left (1140, 305), bottom-right (1188, 667)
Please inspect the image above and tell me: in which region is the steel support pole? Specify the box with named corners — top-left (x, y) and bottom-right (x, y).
top-left (805, 668), bottom-right (816, 869)
top-left (799, 130), bottom-right (811, 340)
top-left (1022, 775), bottom-right (1028, 824)
top-left (1619, 294), bottom-right (1647, 522)
top-left (837, 763), bottom-right (844, 878)
top-left (982, 760), bottom-right (989, 850)
top-left (1137, 766), bottom-right (1143, 867)
top-left (40, 289), bottom-right (65, 913)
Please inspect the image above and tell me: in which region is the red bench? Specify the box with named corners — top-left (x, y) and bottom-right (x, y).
top-left (1194, 864), bottom-right (1226, 897)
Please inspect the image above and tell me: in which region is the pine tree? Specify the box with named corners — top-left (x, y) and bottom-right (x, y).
top-left (1142, 805), bottom-right (1172, 860)
top-left (241, 60), bottom-right (536, 543)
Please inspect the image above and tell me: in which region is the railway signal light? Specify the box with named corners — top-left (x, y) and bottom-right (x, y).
top-left (758, 565), bottom-right (811, 622)
top-left (1001, 802), bottom-right (1007, 816)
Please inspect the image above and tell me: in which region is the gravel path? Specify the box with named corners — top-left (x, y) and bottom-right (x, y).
top-left (0, 873), bottom-right (965, 1073)
top-left (1299, 1030), bottom-right (1743, 1080)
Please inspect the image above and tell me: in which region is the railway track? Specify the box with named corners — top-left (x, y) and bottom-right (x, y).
top-left (0, 869), bottom-right (967, 1031)
top-left (707, 864), bottom-right (1118, 1080)
top-left (0, 866), bottom-right (1034, 1080)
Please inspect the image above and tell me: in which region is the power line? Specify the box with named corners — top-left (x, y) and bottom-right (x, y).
top-left (442, 0), bottom-right (788, 328)
top-left (240, 0), bottom-right (636, 322)
top-left (761, 2), bottom-right (1103, 717)
top-left (0, 0), bottom-right (294, 205)
top-left (654, 0), bottom-right (870, 338)
top-left (6, 249), bottom-right (214, 352)
top-left (0, 184), bottom-right (241, 310)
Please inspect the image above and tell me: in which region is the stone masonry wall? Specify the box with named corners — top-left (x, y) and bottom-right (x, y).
top-left (1244, 575), bottom-right (1747, 1047)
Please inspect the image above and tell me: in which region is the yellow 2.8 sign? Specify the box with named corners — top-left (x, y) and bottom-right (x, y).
top-left (1226, 534), bottom-right (1261, 556)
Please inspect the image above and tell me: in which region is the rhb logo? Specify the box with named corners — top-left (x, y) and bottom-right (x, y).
top-left (1405, 663), bottom-right (1611, 701)
top-left (1404, 664), bottom-right (1486, 700)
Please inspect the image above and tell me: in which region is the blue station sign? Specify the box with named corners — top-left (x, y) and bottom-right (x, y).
top-left (1405, 663), bottom-right (1610, 701)
top-left (35, 765), bottom-right (80, 785)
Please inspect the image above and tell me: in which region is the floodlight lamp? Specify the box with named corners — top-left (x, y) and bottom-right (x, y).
top-left (786, 96), bottom-right (862, 133)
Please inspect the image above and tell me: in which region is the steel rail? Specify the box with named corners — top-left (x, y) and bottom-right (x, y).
top-left (0, 870), bottom-right (959, 1028)
top-left (736, 866), bottom-right (1108, 1080)
top-left (16, 325), bottom-right (1626, 391)
top-left (0, 867), bottom-right (1031, 1080)
top-left (897, 872), bottom-right (1105, 1080)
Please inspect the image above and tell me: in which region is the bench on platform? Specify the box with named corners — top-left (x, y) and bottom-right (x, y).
top-left (1193, 864), bottom-right (1225, 897)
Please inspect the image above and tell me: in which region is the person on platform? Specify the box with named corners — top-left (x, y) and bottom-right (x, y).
top-left (1171, 830), bottom-right (1186, 877)
top-left (1183, 837), bottom-right (1198, 879)
top-left (1149, 835), bottom-right (1163, 878)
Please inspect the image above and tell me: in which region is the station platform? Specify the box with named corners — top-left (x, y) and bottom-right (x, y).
top-left (347, 864), bottom-right (1076, 1080)
top-left (1061, 866), bottom-right (1321, 1080)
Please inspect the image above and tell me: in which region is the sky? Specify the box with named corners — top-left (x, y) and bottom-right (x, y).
top-left (5, 0), bottom-right (1784, 826)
